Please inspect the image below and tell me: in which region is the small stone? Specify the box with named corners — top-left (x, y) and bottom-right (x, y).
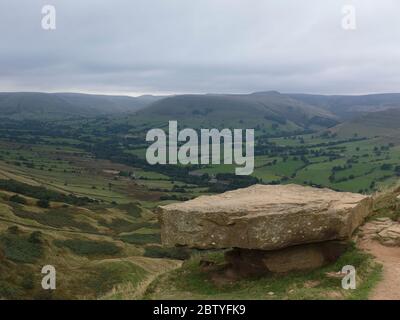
top-left (377, 224), bottom-right (400, 246)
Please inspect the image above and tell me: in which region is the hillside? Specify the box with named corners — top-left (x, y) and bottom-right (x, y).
top-left (135, 91), bottom-right (338, 132)
top-left (331, 108), bottom-right (400, 139)
top-left (0, 178), bottom-right (183, 299)
top-left (0, 92), bottom-right (163, 120)
top-left (5, 91), bottom-right (400, 129)
top-left (289, 93), bottom-right (400, 120)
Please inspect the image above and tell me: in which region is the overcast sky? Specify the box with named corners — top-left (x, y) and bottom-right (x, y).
top-left (0, 0), bottom-right (399, 96)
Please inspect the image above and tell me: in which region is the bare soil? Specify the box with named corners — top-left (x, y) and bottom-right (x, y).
top-left (359, 239), bottom-right (400, 300)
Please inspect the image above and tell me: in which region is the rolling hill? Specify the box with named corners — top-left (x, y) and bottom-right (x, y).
top-left (0, 92), bottom-right (163, 120)
top-left (331, 108), bottom-right (400, 139)
top-left (288, 93), bottom-right (400, 120)
top-left (4, 90), bottom-right (400, 136)
top-left (134, 91), bottom-right (339, 131)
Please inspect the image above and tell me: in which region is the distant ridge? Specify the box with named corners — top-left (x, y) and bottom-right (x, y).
top-left (3, 90), bottom-right (400, 126)
top-left (331, 108), bottom-right (400, 138)
top-left (288, 93), bottom-right (400, 120)
top-left (0, 92), bottom-right (164, 120)
top-left (136, 91), bottom-right (338, 130)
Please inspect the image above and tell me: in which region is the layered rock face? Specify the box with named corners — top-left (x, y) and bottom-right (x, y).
top-left (158, 184), bottom-right (372, 251)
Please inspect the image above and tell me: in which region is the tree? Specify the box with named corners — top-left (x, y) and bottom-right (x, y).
top-left (381, 163), bottom-right (393, 171)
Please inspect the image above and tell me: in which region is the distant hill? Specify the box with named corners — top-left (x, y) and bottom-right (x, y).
top-left (331, 108), bottom-right (400, 139)
top-left (135, 91), bottom-right (339, 131)
top-left (288, 93), bottom-right (400, 120)
top-left (5, 90), bottom-right (400, 133)
top-left (0, 92), bottom-right (163, 120)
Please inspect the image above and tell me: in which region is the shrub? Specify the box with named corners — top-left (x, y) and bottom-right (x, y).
top-left (20, 273), bottom-right (35, 290)
top-left (144, 245), bottom-right (192, 260)
top-left (54, 239), bottom-right (121, 256)
top-left (119, 233), bottom-right (161, 245)
top-left (381, 163), bottom-right (393, 171)
top-left (98, 218), bottom-right (140, 233)
top-left (7, 226), bottom-right (20, 234)
top-left (9, 194), bottom-right (27, 205)
top-left (0, 280), bottom-right (21, 298)
top-left (117, 202), bottom-right (142, 218)
top-left (0, 247), bottom-right (5, 261)
top-left (37, 199), bottom-right (50, 208)
top-left (28, 231), bottom-right (43, 244)
top-left (0, 234), bottom-right (43, 263)
top-left (0, 179), bottom-right (96, 206)
top-left (14, 208), bottom-right (97, 233)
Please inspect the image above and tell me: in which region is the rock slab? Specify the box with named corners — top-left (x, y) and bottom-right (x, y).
top-left (158, 184), bottom-right (372, 250)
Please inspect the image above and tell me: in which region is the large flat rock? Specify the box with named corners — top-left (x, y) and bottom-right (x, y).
top-left (158, 184), bottom-right (372, 250)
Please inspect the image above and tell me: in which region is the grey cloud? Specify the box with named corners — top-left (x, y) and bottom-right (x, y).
top-left (0, 0), bottom-right (399, 95)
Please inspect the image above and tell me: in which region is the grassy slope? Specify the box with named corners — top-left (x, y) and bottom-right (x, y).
top-left (0, 183), bottom-right (183, 299)
top-left (133, 92), bottom-right (338, 134)
top-left (144, 247), bottom-right (382, 300)
top-left (331, 109), bottom-right (400, 139)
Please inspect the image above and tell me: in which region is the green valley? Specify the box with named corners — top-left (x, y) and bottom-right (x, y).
top-left (1, 91), bottom-right (400, 300)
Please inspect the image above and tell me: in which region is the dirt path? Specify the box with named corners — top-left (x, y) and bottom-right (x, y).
top-left (126, 256), bottom-right (183, 300)
top-left (359, 239), bottom-right (400, 300)
top-left (99, 256), bottom-right (183, 300)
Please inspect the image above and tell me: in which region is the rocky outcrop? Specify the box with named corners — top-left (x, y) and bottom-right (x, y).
top-left (158, 184), bottom-right (372, 250)
top-left (359, 218), bottom-right (400, 246)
